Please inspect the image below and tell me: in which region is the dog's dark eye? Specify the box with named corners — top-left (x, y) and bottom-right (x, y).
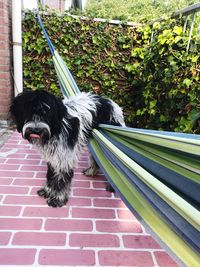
top-left (34, 103), bottom-right (50, 115)
top-left (42, 109), bottom-right (47, 115)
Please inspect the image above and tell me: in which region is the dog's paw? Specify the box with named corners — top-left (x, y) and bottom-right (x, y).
top-left (47, 197), bottom-right (68, 208)
top-left (37, 187), bottom-right (50, 199)
top-left (83, 166), bottom-right (98, 176)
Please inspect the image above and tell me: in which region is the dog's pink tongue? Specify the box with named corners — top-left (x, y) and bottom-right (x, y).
top-left (30, 133), bottom-right (40, 139)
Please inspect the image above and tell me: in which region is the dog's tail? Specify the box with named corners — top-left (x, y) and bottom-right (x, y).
top-left (111, 101), bottom-right (126, 127)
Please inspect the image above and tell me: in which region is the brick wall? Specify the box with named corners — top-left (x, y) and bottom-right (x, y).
top-left (0, 0), bottom-right (12, 124)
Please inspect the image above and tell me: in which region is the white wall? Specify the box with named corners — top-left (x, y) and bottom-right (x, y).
top-left (22, 0), bottom-right (38, 10)
top-left (65, 0), bottom-right (72, 10)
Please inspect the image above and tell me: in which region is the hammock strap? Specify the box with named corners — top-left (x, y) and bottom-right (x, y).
top-left (36, 14), bottom-right (80, 97)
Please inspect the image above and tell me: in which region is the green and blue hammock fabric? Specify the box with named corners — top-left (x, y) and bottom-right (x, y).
top-left (37, 14), bottom-right (200, 266)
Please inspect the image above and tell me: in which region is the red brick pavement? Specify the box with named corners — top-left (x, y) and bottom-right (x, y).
top-left (0, 131), bottom-right (178, 266)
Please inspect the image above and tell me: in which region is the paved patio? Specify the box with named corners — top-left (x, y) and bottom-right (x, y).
top-left (0, 131), bottom-right (178, 266)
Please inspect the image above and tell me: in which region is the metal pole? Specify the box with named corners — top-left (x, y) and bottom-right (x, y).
top-left (12, 0), bottom-right (23, 96)
top-left (183, 15), bottom-right (188, 33)
top-left (186, 13), bottom-right (195, 52)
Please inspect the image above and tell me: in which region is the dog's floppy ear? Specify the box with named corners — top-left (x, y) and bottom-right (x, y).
top-left (65, 115), bottom-right (80, 148)
top-left (53, 95), bottom-right (66, 121)
top-left (48, 94), bottom-right (80, 143)
top-left (46, 93), bottom-right (68, 136)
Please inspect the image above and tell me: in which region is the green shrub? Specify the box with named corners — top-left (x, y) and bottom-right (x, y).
top-left (129, 20), bottom-right (200, 132)
top-left (22, 11), bottom-right (200, 132)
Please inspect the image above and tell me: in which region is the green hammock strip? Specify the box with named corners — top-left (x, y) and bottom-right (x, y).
top-left (53, 51), bottom-right (77, 97)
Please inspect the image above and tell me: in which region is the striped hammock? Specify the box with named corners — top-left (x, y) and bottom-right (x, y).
top-left (36, 14), bottom-right (200, 266)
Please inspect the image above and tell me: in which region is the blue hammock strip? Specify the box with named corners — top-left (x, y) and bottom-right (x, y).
top-left (35, 14), bottom-right (200, 266)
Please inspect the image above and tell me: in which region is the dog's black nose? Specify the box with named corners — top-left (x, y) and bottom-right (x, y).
top-left (34, 128), bottom-right (42, 134)
top-left (28, 127), bottom-right (43, 141)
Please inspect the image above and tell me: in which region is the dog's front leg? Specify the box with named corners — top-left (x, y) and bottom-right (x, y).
top-left (47, 169), bottom-right (73, 208)
top-left (37, 163), bottom-right (54, 199)
top-left (37, 163), bottom-right (73, 207)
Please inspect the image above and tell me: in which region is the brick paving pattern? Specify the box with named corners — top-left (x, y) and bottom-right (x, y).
top-left (0, 131), bottom-right (179, 266)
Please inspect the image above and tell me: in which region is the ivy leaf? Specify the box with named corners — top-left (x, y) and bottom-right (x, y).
top-left (124, 64), bottom-right (135, 72)
top-left (174, 36), bottom-right (181, 43)
top-left (189, 110), bottom-right (200, 125)
top-left (149, 100), bottom-right (157, 109)
top-left (173, 26), bottom-right (182, 35)
top-left (92, 36), bottom-right (98, 44)
top-left (160, 115), bottom-right (168, 122)
top-left (183, 78), bottom-right (192, 88)
top-left (191, 55), bottom-right (199, 63)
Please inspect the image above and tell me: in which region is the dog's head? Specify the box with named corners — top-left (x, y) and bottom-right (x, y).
top-left (10, 90), bottom-right (66, 145)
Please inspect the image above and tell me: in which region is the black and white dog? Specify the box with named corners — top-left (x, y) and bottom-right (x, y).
top-left (10, 90), bottom-right (125, 207)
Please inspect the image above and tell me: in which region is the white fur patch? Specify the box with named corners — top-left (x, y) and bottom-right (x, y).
top-left (22, 121), bottom-right (51, 137)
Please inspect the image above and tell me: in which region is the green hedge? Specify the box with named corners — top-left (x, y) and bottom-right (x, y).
top-left (22, 11), bottom-right (200, 132)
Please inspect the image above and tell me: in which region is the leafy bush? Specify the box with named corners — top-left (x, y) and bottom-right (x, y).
top-left (22, 11), bottom-right (200, 132)
top-left (130, 21), bottom-right (200, 132)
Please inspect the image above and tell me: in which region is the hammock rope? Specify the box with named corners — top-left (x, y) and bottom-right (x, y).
top-left (35, 14), bottom-right (200, 266)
